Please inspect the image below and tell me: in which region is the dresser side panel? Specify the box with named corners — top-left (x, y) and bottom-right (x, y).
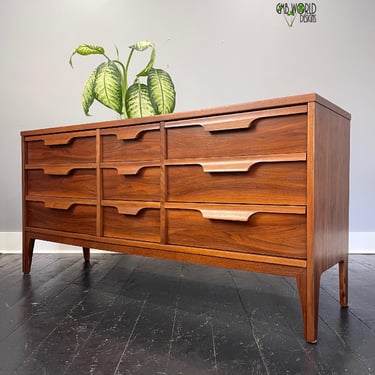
top-left (311, 102), bottom-right (350, 273)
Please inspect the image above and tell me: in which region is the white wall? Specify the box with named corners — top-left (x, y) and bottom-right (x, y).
top-left (0, 0), bottom-right (374, 251)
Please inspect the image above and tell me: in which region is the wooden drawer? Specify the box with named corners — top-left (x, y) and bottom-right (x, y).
top-left (26, 131), bottom-right (96, 164)
top-left (166, 203), bottom-right (306, 258)
top-left (166, 154), bottom-right (306, 205)
top-left (26, 199), bottom-right (96, 235)
top-left (101, 124), bottom-right (160, 162)
top-left (102, 201), bottom-right (160, 242)
top-left (166, 106), bottom-right (307, 159)
top-left (102, 163), bottom-right (160, 201)
top-left (26, 168), bottom-right (96, 199)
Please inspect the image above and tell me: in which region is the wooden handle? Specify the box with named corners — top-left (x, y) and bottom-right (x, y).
top-left (200, 153), bottom-right (306, 172)
top-left (199, 209), bottom-right (256, 221)
top-left (199, 206), bottom-right (306, 221)
top-left (166, 203), bottom-right (306, 222)
top-left (102, 200), bottom-right (160, 215)
top-left (25, 164), bottom-right (96, 175)
top-left (44, 134), bottom-right (75, 145)
top-left (43, 200), bottom-right (74, 210)
top-left (203, 106), bottom-right (307, 132)
top-left (41, 130), bottom-right (96, 145)
top-left (26, 197), bottom-right (95, 210)
top-left (165, 105), bottom-right (307, 132)
top-left (42, 166), bottom-right (75, 175)
top-left (101, 162), bottom-right (159, 175)
top-left (25, 130), bottom-right (96, 145)
top-left (116, 163), bottom-right (159, 175)
top-left (25, 165), bottom-right (74, 175)
top-left (203, 118), bottom-right (254, 132)
top-left (166, 153), bottom-right (306, 173)
top-left (102, 124), bottom-right (159, 140)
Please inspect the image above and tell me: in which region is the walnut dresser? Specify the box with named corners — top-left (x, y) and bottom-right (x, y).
top-left (21, 93), bottom-right (351, 343)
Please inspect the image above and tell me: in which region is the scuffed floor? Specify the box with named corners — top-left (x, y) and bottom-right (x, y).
top-left (0, 253), bottom-right (374, 374)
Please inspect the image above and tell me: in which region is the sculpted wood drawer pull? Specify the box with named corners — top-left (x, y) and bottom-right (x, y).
top-left (26, 197), bottom-right (95, 210)
top-left (42, 131), bottom-right (96, 145)
top-left (165, 105), bottom-right (307, 132)
top-left (101, 162), bottom-right (159, 175)
top-left (203, 105), bottom-right (307, 132)
top-left (44, 134), bottom-right (77, 145)
top-left (25, 164), bottom-right (96, 175)
top-left (199, 209), bottom-right (256, 221)
top-left (25, 131), bottom-right (96, 146)
top-left (103, 124), bottom-right (159, 140)
top-left (42, 166), bottom-right (75, 175)
top-left (103, 200), bottom-right (160, 215)
top-left (44, 200), bottom-right (75, 210)
top-left (166, 153), bottom-right (306, 173)
top-left (166, 203), bottom-right (306, 222)
top-left (199, 153), bottom-right (306, 172)
top-left (199, 207), bottom-right (305, 221)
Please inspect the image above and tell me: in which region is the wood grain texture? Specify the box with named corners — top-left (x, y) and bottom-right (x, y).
top-left (165, 104), bottom-right (307, 131)
top-left (166, 113), bottom-right (307, 159)
top-left (166, 208), bottom-right (307, 258)
top-left (26, 201), bottom-right (96, 235)
top-left (26, 136), bottom-right (96, 164)
top-left (101, 129), bottom-right (160, 162)
top-left (302, 101), bottom-right (351, 342)
top-left (102, 167), bottom-right (160, 201)
top-left (167, 161), bottom-right (307, 205)
top-left (21, 93), bottom-right (350, 343)
top-left (102, 206), bottom-right (160, 242)
top-left (27, 169), bottom-right (96, 199)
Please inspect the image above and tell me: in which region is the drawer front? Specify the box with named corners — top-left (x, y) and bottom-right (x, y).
top-left (167, 160), bottom-right (306, 205)
top-left (27, 201), bottom-right (96, 234)
top-left (166, 112), bottom-right (307, 159)
top-left (166, 205), bottom-right (306, 258)
top-left (102, 166), bottom-right (160, 201)
top-left (26, 132), bottom-right (96, 164)
top-left (101, 125), bottom-right (160, 162)
top-left (27, 169), bottom-right (96, 199)
top-left (102, 205), bottom-right (160, 242)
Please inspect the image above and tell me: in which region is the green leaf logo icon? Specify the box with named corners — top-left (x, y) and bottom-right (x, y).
top-left (297, 3), bottom-right (305, 14)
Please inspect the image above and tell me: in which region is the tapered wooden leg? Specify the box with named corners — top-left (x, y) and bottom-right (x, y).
top-left (83, 247), bottom-right (90, 262)
top-left (296, 269), bottom-right (320, 344)
top-left (339, 258), bottom-right (349, 307)
top-left (23, 232), bottom-right (35, 274)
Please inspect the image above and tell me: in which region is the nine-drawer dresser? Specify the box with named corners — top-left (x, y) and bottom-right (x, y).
top-left (21, 93), bottom-right (351, 343)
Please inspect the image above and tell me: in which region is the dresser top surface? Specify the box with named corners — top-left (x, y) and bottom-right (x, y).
top-left (21, 92), bottom-right (351, 137)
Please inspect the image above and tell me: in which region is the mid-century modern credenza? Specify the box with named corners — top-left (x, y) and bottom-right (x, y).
top-left (21, 93), bottom-right (351, 343)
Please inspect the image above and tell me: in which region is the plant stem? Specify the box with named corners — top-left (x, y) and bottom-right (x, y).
top-left (120, 48), bottom-right (135, 118)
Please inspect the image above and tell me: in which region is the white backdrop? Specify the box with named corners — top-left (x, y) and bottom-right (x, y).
top-left (1, 0), bottom-right (374, 252)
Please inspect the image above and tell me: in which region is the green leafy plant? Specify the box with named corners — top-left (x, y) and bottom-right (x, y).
top-left (69, 41), bottom-right (176, 118)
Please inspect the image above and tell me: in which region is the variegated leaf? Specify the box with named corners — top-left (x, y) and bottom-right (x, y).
top-left (69, 44), bottom-right (105, 67)
top-left (129, 41), bottom-right (155, 52)
top-left (82, 68), bottom-right (97, 115)
top-left (125, 81), bottom-right (155, 118)
top-left (94, 62), bottom-right (123, 114)
top-left (129, 41), bottom-right (156, 77)
top-left (147, 68), bottom-right (176, 114)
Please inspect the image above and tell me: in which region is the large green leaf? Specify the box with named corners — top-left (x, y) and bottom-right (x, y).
top-left (147, 68), bottom-right (176, 114)
top-left (129, 41), bottom-right (156, 77)
top-left (69, 44), bottom-right (105, 67)
top-left (125, 81), bottom-right (155, 118)
top-left (82, 68), bottom-right (97, 115)
top-left (94, 62), bottom-right (123, 114)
